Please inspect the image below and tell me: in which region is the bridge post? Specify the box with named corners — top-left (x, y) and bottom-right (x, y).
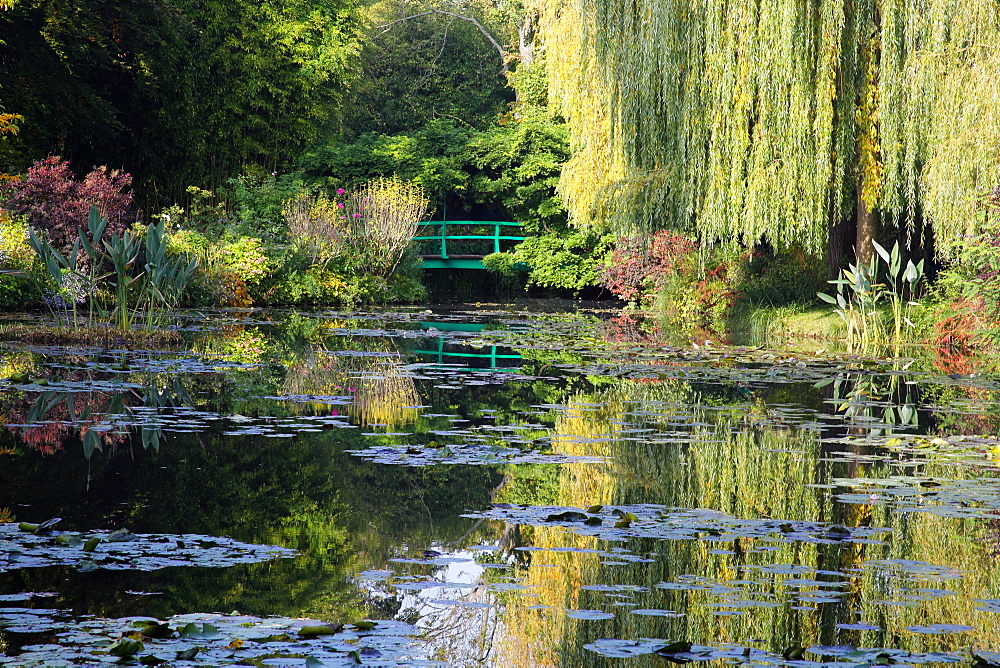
top-left (439, 222), bottom-right (448, 259)
top-left (493, 223), bottom-right (501, 254)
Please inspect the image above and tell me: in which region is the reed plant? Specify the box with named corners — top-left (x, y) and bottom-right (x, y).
top-left (819, 240), bottom-right (924, 351)
top-left (17, 205), bottom-right (197, 331)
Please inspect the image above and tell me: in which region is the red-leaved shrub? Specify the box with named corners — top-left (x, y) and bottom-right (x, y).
top-left (0, 156), bottom-right (136, 252)
top-left (599, 230), bottom-right (697, 302)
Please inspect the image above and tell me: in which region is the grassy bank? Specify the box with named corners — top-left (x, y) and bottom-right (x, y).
top-left (727, 303), bottom-right (847, 346)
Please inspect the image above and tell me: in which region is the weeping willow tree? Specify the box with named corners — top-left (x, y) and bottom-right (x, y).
top-left (534, 0), bottom-right (1000, 262)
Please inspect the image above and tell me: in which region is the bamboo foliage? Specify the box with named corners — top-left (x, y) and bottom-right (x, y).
top-left (532, 0), bottom-right (1000, 256)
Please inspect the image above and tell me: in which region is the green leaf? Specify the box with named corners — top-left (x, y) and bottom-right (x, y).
top-left (872, 239), bottom-right (890, 264)
top-left (108, 637), bottom-right (144, 657)
top-left (56, 533), bottom-right (82, 547)
top-left (782, 645), bottom-right (806, 660)
top-left (298, 624), bottom-right (343, 637)
top-left (133, 621), bottom-right (172, 639)
top-left (83, 429), bottom-right (101, 460)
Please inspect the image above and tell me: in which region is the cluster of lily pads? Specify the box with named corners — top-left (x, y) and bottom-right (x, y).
top-left (0, 522), bottom-right (295, 573)
top-left (582, 638), bottom-right (996, 664)
top-left (462, 504), bottom-right (891, 545)
top-left (0, 610), bottom-right (430, 666)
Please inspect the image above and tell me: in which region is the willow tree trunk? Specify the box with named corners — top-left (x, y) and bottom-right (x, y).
top-left (855, 178), bottom-right (878, 266)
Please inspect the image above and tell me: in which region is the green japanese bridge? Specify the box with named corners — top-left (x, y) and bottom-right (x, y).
top-left (414, 322), bottom-right (522, 370)
top-left (414, 221), bottom-right (526, 270)
top-left (413, 336), bottom-right (522, 369)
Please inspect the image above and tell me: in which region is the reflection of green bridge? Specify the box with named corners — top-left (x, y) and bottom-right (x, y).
top-left (415, 221), bottom-right (526, 270)
top-left (414, 335), bottom-right (521, 369)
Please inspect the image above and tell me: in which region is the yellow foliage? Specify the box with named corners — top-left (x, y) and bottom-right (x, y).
top-left (0, 113), bottom-right (20, 136)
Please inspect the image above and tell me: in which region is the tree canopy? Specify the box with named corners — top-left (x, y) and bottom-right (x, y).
top-left (0, 0), bottom-right (359, 208)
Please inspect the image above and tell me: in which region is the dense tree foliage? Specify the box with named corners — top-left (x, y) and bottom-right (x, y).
top-left (0, 0), bottom-right (358, 208)
top-left (344, 0), bottom-right (514, 135)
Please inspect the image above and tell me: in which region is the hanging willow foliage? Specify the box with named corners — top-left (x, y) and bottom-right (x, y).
top-left (534, 0), bottom-right (1000, 257)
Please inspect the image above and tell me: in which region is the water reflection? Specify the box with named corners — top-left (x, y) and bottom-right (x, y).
top-left (0, 308), bottom-right (999, 665)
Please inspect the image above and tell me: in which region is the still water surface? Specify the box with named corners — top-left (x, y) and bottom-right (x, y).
top-left (1, 305), bottom-right (999, 666)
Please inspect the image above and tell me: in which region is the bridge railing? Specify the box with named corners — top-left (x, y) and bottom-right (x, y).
top-left (413, 221), bottom-right (526, 259)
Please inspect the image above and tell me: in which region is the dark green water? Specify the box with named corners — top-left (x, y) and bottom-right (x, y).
top-left (1, 306), bottom-right (999, 666)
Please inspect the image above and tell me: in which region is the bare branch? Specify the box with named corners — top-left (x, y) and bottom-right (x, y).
top-left (375, 9), bottom-right (510, 72)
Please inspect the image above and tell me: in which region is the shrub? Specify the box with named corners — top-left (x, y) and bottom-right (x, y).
top-left (484, 228), bottom-right (614, 294)
top-left (598, 230), bottom-right (744, 334)
top-left (737, 244), bottom-right (827, 305)
top-left (0, 211), bottom-right (44, 308)
top-left (263, 264), bottom-right (351, 306)
top-left (343, 177), bottom-right (429, 278)
top-left (165, 230), bottom-right (270, 307)
top-left (283, 193), bottom-right (345, 268)
top-left (223, 172), bottom-right (310, 241)
top-left (599, 230), bottom-right (697, 303)
top-left (0, 157), bottom-right (136, 253)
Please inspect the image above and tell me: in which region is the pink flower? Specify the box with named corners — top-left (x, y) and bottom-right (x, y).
top-left (353, 213), bottom-right (362, 218)
top-left (336, 188), bottom-right (345, 195)
top-left (337, 202), bottom-right (344, 209)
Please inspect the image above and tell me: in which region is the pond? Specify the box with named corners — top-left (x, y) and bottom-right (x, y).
top-left (1, 305), bottom-right (999, 666)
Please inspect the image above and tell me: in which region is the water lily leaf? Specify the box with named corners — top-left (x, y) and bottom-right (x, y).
top-left (36, 518), bottom-right (62, 532)
top-left (107, 528), bottom-right (135, 542)
top-left (55, 533), bottom-right (82, 547)
top-left (108, 636), bottom-right (144, 657)
top-left (135, 621), bottom-right (173, 639)
top-left (545, 511), bottom-right (589, 522)
top-left (782, 645), bottom-right (806, 660)
top-left (298, 623), bottom-right (343, 637)
top-left (566, 609), bottom-right (614, 620)
top-left (656, 641), bottom-right (693, 655)
top-left (0, 524), bottom-right (295, 572)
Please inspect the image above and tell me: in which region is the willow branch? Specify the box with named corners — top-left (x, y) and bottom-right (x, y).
top-left (375, 10), bottom-right (510, 72)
